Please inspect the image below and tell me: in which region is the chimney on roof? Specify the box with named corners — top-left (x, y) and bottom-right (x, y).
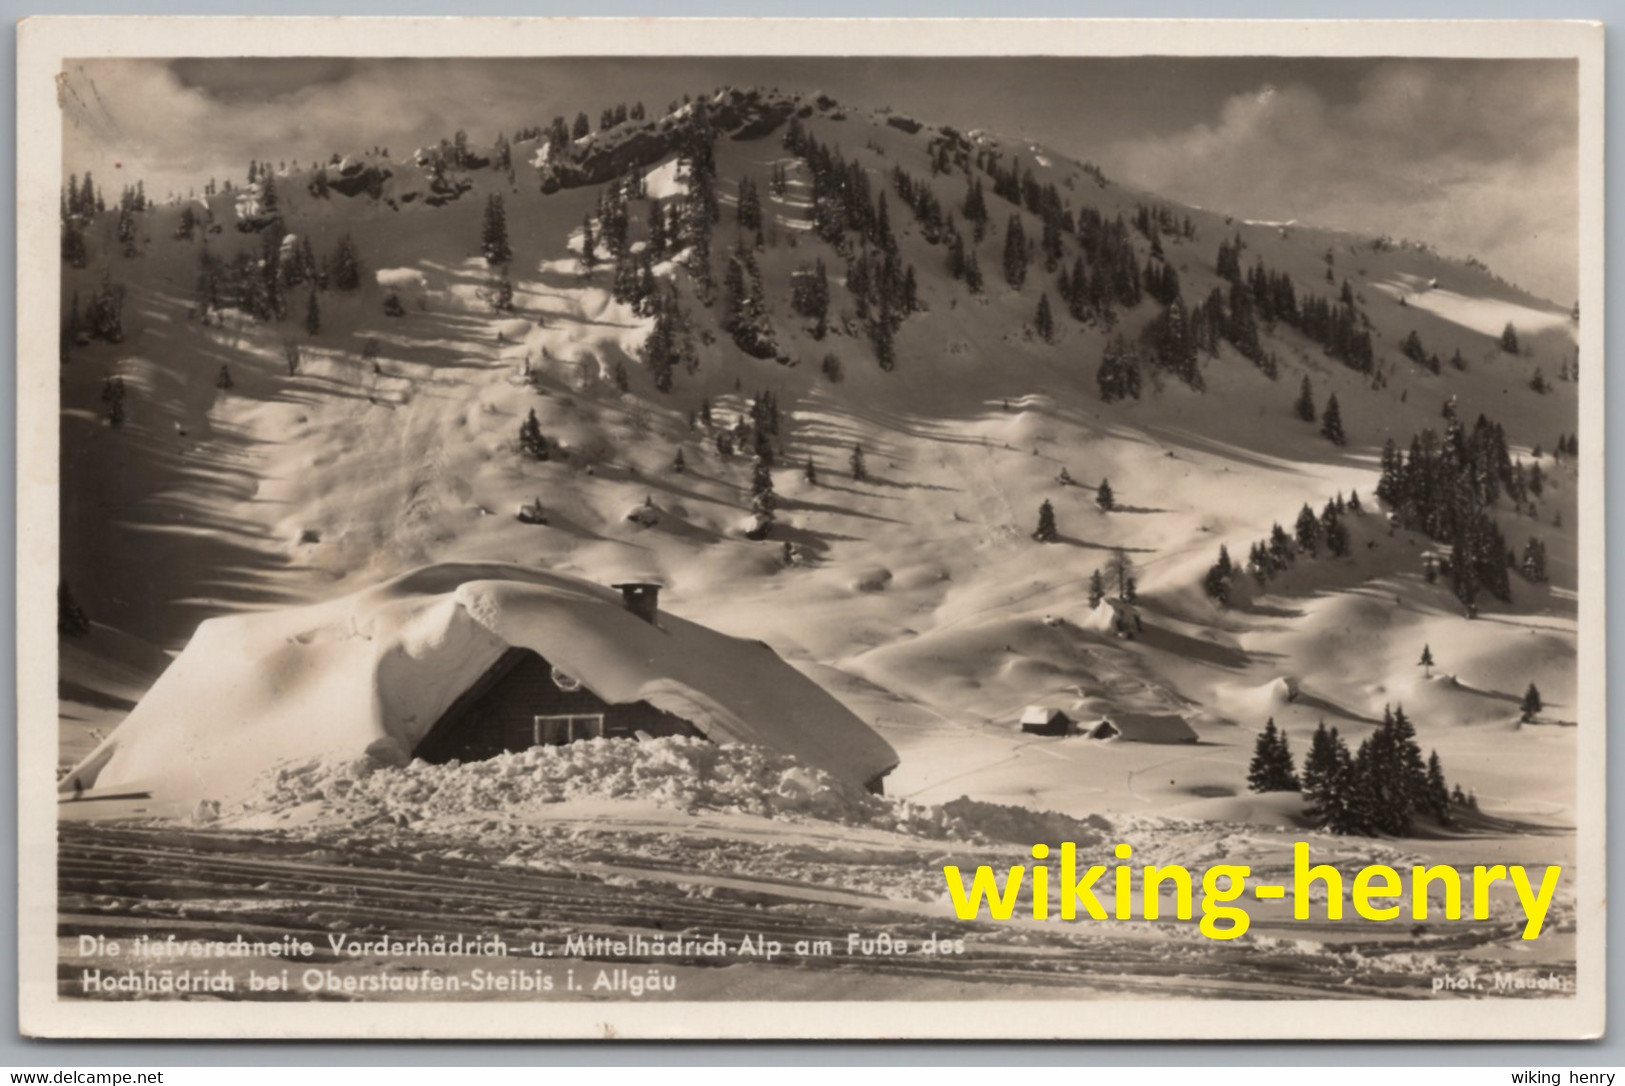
top-left (612, 582), bottom-right (661, 624)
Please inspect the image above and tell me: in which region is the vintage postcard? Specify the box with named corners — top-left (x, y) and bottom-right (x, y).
top-left (16, 17), bottom-right (1605, 1039)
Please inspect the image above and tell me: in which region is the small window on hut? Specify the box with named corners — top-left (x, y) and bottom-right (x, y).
top-left (530, 713), bottom-right (605, 746)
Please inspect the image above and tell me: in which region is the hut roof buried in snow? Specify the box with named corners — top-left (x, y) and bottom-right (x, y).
top-left (1019, 706), bottom-right (1075, 736)
top-left (61, 563), bottom-right (898, 802)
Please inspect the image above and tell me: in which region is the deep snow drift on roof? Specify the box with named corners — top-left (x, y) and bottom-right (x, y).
top-left (61, 563), bottom-right (899, 802)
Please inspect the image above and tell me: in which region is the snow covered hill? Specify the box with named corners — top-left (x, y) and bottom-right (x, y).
top-left (57, 86), bottom-right (1579, 831)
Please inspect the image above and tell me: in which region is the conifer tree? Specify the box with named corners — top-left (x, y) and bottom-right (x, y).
top-left (383, 292), bottom-right (405, 317)
top-left (579, 215), bottom-right (597, 276)
top-left (1248, 718), bottom-right (1300, 793)
top-left (1301, 721), bottom-right (1339, 799)
top-left (1035, 293), bottom-right (1055, 343)
top-left (61, 218), bottom-right (88, 269)
top-left (804, 457), bottom-right (818, 486)
top-left (1104, 547), bottom-right (1136, 601)
top-left (672, 448), bottom-right (686, 473)
top-left (1096, 478), bottom-right (1115, 512)
top-left (1520, 683), bottom-right (1543, 723)
top-left (1295, 503), bottom-right (1322, 557)
top-left (963, 176), bottom-right (988, 240)
top-left (1002, 214), bottom-right (1027, 288)
top-left (1418, 644), bottom-right (1434, 678)
top-left (331, 235), bottom-right (362, 291)
top-left (1520, 537), bottom-right (1549, 583)
top-left (1320, 393), bottom-right (1346, 446)
top-left (482, 194), bottom-right (512, 266)
top-left (518, 408), bottom-right (548, 460)
top-left (647, 200), bottom-right (668, 258)
top-left (850, 442), bottom-right (867, 481)
top-left (1203, 545), bottom-right (1234, 605)
top-left (1425, 750), bottom-right (1452, 822)
top-left (1294, 375), bottom-right (1316, 422)
top-left (216, 364), bottom-right (233, 391)
top-left (1033, 499), bottom-right (1058, 543)
top-left (1500, 322), bottom-right (1520, 354)
top-left (1387, 704), bottom-right (1429, 816)
top-left (638, 291), bottom-right (681, 393)
top-left (304, 288), bottom-right (321, 336)
top-left (1313, 730), bottom-right (1359, 834)
top-left (1087, 569), bottom-right (1106, 609)
top-left (750, 455), bottom-right (777, 531)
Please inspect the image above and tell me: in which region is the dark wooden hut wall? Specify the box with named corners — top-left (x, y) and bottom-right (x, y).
top-left (413, 647), bottom-right (703, 764)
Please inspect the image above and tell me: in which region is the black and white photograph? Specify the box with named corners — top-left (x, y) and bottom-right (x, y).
top-left (16, 17), bottom-right (1606, 1040)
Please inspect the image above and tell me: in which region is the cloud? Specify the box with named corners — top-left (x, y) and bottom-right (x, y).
top-left (59, 58), bottom-right (1579, 303)
top-left (60, 59), bottom-right (533, 198)
top-left (1103, 61), bottom-right (1578, 302)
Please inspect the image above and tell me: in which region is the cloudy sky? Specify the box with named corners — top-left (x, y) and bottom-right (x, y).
top-left (60, 56), bottom-right (1578, 301)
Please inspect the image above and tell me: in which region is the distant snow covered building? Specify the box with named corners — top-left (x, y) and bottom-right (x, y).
top-left (1083, 712), bottom-right (1198, 744)
top-left (1019, 706), bottom-right (1074, 736)
top-left (60, 564), bottom-right (899, 802)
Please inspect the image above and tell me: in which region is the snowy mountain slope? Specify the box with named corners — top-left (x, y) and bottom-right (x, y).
top-left (57, 88), bottom-right (1579, 825)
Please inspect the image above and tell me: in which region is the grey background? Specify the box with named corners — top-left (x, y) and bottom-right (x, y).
top-left (5, 0), bottom-right (1618, 1066)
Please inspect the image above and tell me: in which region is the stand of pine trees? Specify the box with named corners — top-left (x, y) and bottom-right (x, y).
top-left (790, 260), bottom-right (831, 338)
top-left (1096, 334), bottom-right (1145, 402)
top-left (638, 289), bottom-right (697, 393)
top-left (722, 238), bottom-right (777, 359)
top-left (1255, 709), bottom-right (1464, 836)
top-left (1376, 411), bottom-right (1522, 611)
top-left (781, 119), bottom-right (919, 368)
top-left (1234, 491), bottom-right (1357, 591)
top-left (1214, 238), bottom-right (1375, 374)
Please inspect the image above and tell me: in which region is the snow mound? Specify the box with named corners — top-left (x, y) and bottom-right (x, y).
top-left (624, 500), bottom-right (662, 527)
top-left (642, 157), bottom-right (689, 201)
top-left (229, 735), bottom-right (1112, 846)
top-left (1216, 676), bottom-right (1301, 721)
top-left (376, 267), bottom-right (428, 292)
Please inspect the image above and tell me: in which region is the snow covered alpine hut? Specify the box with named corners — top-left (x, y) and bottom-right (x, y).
top-left (60, 563), bottom-right (899, 803)
top-left (1019, 706), bottom-right (1075, 736)
top-left (1085, 712), bottom-right (1198, 744)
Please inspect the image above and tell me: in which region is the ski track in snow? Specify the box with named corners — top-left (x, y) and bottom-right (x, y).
top-left (57, 820), bottom-right (1574, 1003)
